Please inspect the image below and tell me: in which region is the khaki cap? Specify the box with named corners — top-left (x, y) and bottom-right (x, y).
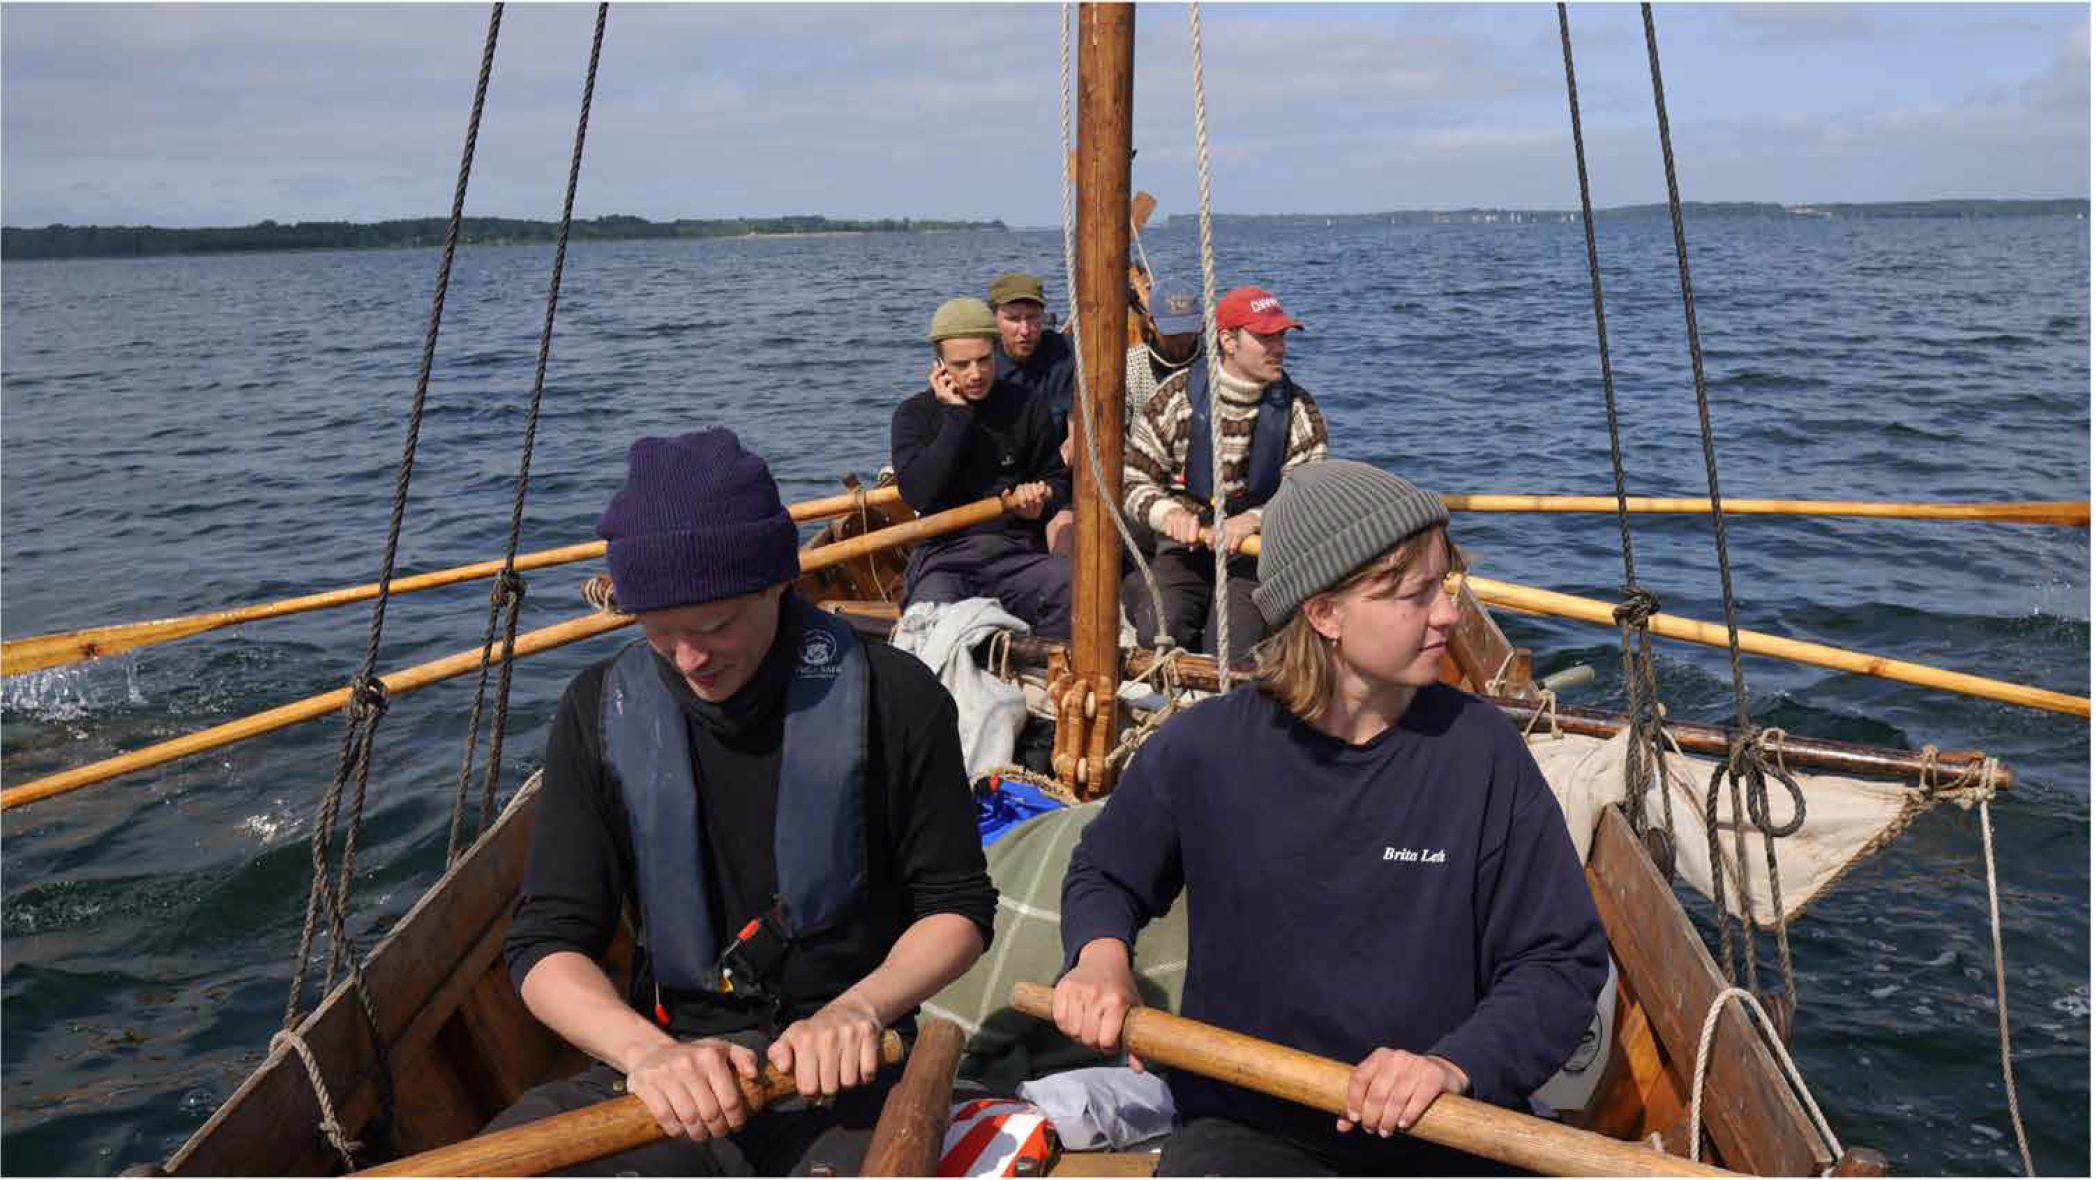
top-left (928, 296), bottom-right (999, 343)
top-left (987, 272), bottom-right (1046, 308)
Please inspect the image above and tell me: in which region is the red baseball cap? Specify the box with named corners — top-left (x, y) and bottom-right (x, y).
top-left (1214, 286), bottom-right (1305, 333)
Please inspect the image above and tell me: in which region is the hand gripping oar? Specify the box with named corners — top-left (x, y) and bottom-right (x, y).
top-left (2, 485), bottom-right (905, 678)
top-left (1009, 982), bottom-right (1741, 1179)
top-left (1, 491), bottom-right (1012, 812)
top-left (349, 1030), bottom-right (905, 1178)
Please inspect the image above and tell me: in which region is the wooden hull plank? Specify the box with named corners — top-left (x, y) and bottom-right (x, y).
top-left (1586, 807), bottom-right (1829, 1175)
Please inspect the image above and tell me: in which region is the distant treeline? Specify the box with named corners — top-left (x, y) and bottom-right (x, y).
top-left (0, 213), bottom-right (1009, 261)
top-left (1170, 199), bottom-right (2088, 228)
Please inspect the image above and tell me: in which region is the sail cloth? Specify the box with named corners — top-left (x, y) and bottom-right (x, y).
top-left (1526, 728), bottom-right (1932, 926)
top-left (891, 598), bottom-right (1032, 781)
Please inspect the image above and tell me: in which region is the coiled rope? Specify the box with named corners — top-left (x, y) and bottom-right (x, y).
top-left (1685, 987), bottom-right (1843, 1168)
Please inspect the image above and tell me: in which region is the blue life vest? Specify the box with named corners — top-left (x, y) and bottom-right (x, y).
top-left (1183, 362), bottom-right (1295, 519)
top-left (599, 593), bottom-right (869, 992)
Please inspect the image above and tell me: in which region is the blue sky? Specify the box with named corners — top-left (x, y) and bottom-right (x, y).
top-left (2, 3), bottom-right (2087, 228)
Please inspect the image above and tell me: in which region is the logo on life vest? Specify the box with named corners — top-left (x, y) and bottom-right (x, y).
top-left (800, 631), bottom-right (839, 670)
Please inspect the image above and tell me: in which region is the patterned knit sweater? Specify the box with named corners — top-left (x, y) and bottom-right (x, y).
top-left (1122, 362), bottom-right (1329, 530)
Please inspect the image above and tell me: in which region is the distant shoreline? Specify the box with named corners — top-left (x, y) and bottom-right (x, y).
top-left (0, 213), bottom-right (1008, 262)
top-left (3, 200), bottom-right (2084, 260)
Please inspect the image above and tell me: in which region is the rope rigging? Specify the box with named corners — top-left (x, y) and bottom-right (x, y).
top-left (279, 8), bottom-right (507, 1160)
top-left (447, 1), bottom-right (610, 863)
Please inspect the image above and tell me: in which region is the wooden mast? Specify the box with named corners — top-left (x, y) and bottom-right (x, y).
top-left (1055, 2), bottom-right (1134, 799)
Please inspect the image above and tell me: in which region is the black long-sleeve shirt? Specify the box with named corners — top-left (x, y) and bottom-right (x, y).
top-left (503, 614), bottom-right (995, 1040)
top-left (1061, 684), bottom-right (1609, 1170)
top-left (890, 377), bottom-right (1070, 545)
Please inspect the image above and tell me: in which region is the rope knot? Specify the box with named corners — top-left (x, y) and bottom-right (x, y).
top-left (1613, 585), bottom-right (1662, 627)
top-left (348, 675), bottom-right (390, 723)
top-left (490, 569), bottom-right (527, 609)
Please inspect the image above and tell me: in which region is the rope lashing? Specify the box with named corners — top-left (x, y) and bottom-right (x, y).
top-left (449, 0), bottom-right (608, 863)
top-left (1519, 688), bottom-right (1563, 740)
top-left (1056, 1), bottom-right (1172, 653)
top-left (1187, 0), bottom-right (1233, 674)
top-left (1685, 987), bottom-right (1844, 1168)
top-left (581, 572), bottom-right (619, 614)
top-left (271, 1029), bottom-right (363, 1171)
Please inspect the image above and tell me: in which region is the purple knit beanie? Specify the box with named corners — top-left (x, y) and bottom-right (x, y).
top-left (595, 429), bottom-right (800, 613)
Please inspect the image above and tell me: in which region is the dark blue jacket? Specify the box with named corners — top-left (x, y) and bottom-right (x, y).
top-left (996, 329), bottom-right (1076, 424)
top-left (1061, 685), bottom-right (1608, 1169)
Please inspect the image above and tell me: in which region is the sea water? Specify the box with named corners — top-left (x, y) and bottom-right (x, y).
top-left (2, 215), bottom-right (2088, 1174)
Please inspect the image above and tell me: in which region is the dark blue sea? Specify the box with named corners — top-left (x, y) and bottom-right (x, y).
top-left (2, 215), bottom-right (2088, 1175)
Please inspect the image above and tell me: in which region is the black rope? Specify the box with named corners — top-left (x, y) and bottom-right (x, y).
top-left (1644, 3), bottom-right (1799, 1009)
top-left (1558, 3), bottom-right (1676, 872)
top-left (281, 3), bottom-right (504, 1159)
top-left (448, 3), bottom-right (609, 861)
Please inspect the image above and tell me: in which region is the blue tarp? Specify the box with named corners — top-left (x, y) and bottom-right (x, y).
top-left (976, 776), bottom-right (1067, 846)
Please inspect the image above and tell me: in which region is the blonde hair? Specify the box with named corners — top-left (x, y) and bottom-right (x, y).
top-left (1251, 525), bottom-right (1464, 723)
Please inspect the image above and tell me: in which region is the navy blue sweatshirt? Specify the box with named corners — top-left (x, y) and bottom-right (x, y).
top-left (1060, 684), bottom-right (1608, 1168)
top-left (890, 377), bottom-right (1070, 544)
top-left (996, 329), bottom-right (1076, 424)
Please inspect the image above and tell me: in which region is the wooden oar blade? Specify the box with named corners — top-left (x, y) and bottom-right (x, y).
top-left (3, 614), bottom-right (224, 677)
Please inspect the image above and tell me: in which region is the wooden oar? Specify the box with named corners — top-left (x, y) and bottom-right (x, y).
top-left (1008, 983), bottom-right (1738, 1178)
top-left (1461, 573), bottom-right (2090, 719)
top-left (350, 1030), bottom-right (904, 1177)
top-left (1441, 495), bottom-right (2088, 526)
top-left (0, 492), bottom-right (1007, 812)
top-left (1, 485), bottom-right (905, 677)
top-left (861, 1018), bottom-right (966, 1176)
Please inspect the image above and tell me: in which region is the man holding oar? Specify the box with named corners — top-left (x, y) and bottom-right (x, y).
top-left (1121, 284), bottom-right (1330, 658)
top-left (892, 296), bottom-right (1075, 639)
top-left (1056, 460), bottom-right (1609, 1175)
top-left (491, 429), bottom-right (996, 1175)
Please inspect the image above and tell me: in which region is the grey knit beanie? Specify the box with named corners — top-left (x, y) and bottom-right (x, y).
top-left (1252, 460), bottom-right (1449, 627)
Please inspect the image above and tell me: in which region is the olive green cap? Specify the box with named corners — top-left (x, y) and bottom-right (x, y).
top-left (928, 296), bottom-right (999, 343)
top-left (987, 271), bottom-right (1046, 308)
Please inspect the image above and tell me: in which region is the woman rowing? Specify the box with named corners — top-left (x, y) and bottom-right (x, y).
top-left (1053, 459), bottom-right (1609, 1175)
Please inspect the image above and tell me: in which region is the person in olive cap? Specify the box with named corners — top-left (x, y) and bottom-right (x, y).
top-left (988, 270), bottom-right (1076, 424)
top-left (491, 428), bottom-right (996, 1175)
top-left (1121, 284), bottom-right (1330, 659)
top-left (890, 296), bottom-right (1074, 639)
top-left (1056, 460), bottom-right (1608, 1177)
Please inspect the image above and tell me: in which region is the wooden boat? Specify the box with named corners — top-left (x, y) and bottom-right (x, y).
top-left (97, 8), bottom-right (2043, 1178)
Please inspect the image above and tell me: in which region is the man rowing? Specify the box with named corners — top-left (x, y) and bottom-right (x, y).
top-left (891, 296), bottom-right (1074, 640)
top-left (1055, 460), bottom-right (1610, 1176)
top-left (1121, 284), bottom-right (1329, 658)
top-left (491, 429), bottom-right (995, 1175)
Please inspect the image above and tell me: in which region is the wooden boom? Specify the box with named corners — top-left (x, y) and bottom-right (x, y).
top-left (1008, 983), bottom-right (1740, 1178)
top-left (350, 1031), bottom-right (904, 1177)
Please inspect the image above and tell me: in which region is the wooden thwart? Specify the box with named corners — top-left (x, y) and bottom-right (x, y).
top-left (1007, 983), bottom-right (1742, 1178)
top-left (0, 492), bottom-right (1006, 812)
top-left (350, 1031), bottom-right (904, 1177)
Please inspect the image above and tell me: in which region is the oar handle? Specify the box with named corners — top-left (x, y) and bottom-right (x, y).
top-left (1008, 983), bottom-right (1739, 1178)
top-left (351, 1030), bottom-right (904, 1178)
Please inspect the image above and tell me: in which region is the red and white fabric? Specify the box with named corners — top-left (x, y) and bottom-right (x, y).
top-left (937, 1096), bottom-right (1055, 1177)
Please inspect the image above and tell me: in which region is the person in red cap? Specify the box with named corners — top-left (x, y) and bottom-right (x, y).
top-left (1121, 284), bottom-right (1329, 658)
